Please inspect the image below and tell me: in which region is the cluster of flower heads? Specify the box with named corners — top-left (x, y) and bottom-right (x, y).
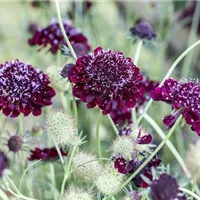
top-left (111, 127), bottom-right (160, 188)
top-left (151, 78), bottom-right (200, 135)
top-left (28, 147), bottom-right (68, 161)
top-left (0, 59), bottom-right (55, 117)
top-left (28, 20), bottom-right (90, 56)
top-left (130, 21), bottom-right (156, 40)
top-left (68, 47), bottom-right (144, 115)
top-left (110, 78), bottom-right (159, 125)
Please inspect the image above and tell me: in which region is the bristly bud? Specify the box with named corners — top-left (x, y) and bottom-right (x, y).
top-left (7, 134), bottom-right (23, 153)
top-left (185, 140), bottom-right (200, 183)
top-left (46, 111), bottom-right (77, 146)
top-left (62, 187), bottom-right (93, 200)
top-left (95, 163), bottom-right (125, 195)
top-left (72, 151), bottom-right (102, 183)
top-left (111, 135), bottom-right (136, 159)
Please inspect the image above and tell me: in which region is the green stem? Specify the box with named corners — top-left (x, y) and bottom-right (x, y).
top-left (179, 188), bottom-right (200, 200)
top-left (96, 111), bottom-right (102, 158)
top-left (143, 113), bottom-right (191, 178)
top-left (60, 146), bottom-right (77, 198)
top-left (49, 163), bottom-right (57, 200)
top-left (107, 115), bottom-right (118, 136)
top-left (72, 95), bottom-right (78, 125)
top-left (108, 115), bottom-right (182, 198)
top-left (19, 114), bottom-right (24, 135)
top-left (55, 0), bottom-right (77, 60)
top-left (181, 1), bottom-right (200, 77)
top-left (135, 39), bottom-right (200, 128)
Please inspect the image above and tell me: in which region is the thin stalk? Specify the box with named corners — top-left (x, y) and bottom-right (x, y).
top-left (96, 111), bottom-right (102, 158)
top-left (108, 115), bottom-right (182, 199)
top-left (181, 1), bottom-right (200, 77)
top-left (60, 92), bottom-right (67, 112)
top-left (49, 163), bottom-right (57, 200)
top-left (135, 39), bottom-right (200, 127)
top-left (60, 146), bottom-right (77, 198)
top-left (19, 114), bottom-right (24, 135)
top-left (179, 188), bottom-right (200, 200)
top-left (107, 115), bottom-right (118, 136)
top-left (143, 113), bottom-right (191, 178)
top-left (72, 95), bottom-right (78, 125)
top-left (55, 0), bottom-right (77, 60)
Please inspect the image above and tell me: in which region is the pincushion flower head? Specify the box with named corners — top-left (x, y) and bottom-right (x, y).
top-left (28, 20), bottom-right (90, 55)
top-left (130, 21), bottom-right (156, 40)
top-left (0, 150), bottom-right (8, 177)
top-left (0, 59), bottom-right (55, 117)
top-left (68, 47), bottom-right (144, 115)
top-left (151, 78), bottom-right (200, 135)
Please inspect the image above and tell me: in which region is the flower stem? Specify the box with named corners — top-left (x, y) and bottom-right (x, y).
top-left (96, 111), bottom-right (102, 158)
top-left (108, 115), bottom-right (182, 198)
top-left (135, 39), bottom-right (200, 127)
top-left (107, 115), bottom-right (118, 136)
top-left (72, 95), bottom-right (78, 125)
top-left (143, 113), bottom-right (191, 178)
top-left (60, 146), bottom-right (77, 198)
top-left (19, 114), bottom-right (24, 135)
top-left (179, 188), bottom-right (200, 200)
top-left (55, 0), bottom-right (77, 60)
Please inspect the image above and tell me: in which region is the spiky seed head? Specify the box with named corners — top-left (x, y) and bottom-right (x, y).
top-left (46, 65), bottom-right (67, 92)
top-left (186, 140), bottom-right (200, 182)
top-left (46, 111), bottom-right (76, 146)
top-left (111, 135), bottom-right (136, 159)
top-left (72, 151), bottom-right (102, 183)
top-left (95, 163), bottom-right (125, 195)
top-left (62, 188), bottom-right (93, 200)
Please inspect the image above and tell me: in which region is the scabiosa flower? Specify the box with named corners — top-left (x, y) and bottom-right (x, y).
top-left (95, 163), bottom-right (125, 196)
top-left (28, 20), bottom-right (90, 55)
top-left (130, 21), bottom-right (156, 40)
top-left (46, 111), bottom-right (77, 146)
top-left (0, 59), bottom-right (55, 117)
top-left (126, 156), bottom-right (161, 188)
top-left (68, 47), bottom-right (144, 115)
top-left (63, 188), bottom-right (93, 200)
top-left (151, 78), bottom-right (200, 135)
top-left (28, 22), bottom-right (39, 34)
top-left (185, 140), bottom-right (200, 183)
top-left (7, 134), bottom-right (23, 153)
top-left (150, 173), bottom-right (179, 200)
top-left (72, 151), bottom-right (102, 183)
top-left (28, 147), bottom-right (68, 161)
top-left (110, 78), bottom-right (159, 125)
top-left (0, 150), bottom-right (8, 177)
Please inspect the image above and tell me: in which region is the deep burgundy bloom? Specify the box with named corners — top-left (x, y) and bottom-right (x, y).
top-left (178, 1), bottom-right (200, 35)
top-left (0, 59), bottom-right (55, 117)
top-left (130, 21), bottom-right (156, 40)
top-left (114, 156), bottom-right (127, 174)
top-left (151, 78), bottom-right (200, 135)
top-left (28, 20), bottom-right (90, 55)
top-left (110, 78), bottom-right (159, 125)
top-left (137, 129), bottom-right (152, 144)
top-left (28, 147), bottom-right (68, 161)
top-left (127, 157), bottom-right (162, 188)
top-left (68, 47), bottom-right (144, 115)
top-left (0, 150), bottom-right (9, 177)
top-left (119, 127), bottom-right (132, 136)
top-left (7, 135), bottom-right (23, 153)
top-left (150, 174), bottom-right (179, 200)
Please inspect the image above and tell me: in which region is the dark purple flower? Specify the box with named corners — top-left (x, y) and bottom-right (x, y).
top-left (0, 59), bottom-right (56, 117)
top-left (28, 147), bottom-right (68, 161)
top-left (28, 22), bottom-right (39, 34)
top-left (129, 191), bottom-right (141, 200)
top-left (0, 150), bottom-right (9, 177)
top-left (130, 21), bottom-right (156, 40)
top-left (127, 156), bottom-right (162, 188)
top-left (7, 134), bottom-right (23, 153)
top-left (150, 174), bottom-right (179, 200)
top-left (119, 127), bottom-right (132, 136)
top-left (68, 47), bottom-right (144, 115)
top-left (137, 129), bottom-right (152, 144)
top-left (28, 20), bottom-right (90, 55)
top-left (177, 191), bottom-right (188, 200)
top-left (114, 156), bottom-right (127, 174)
top-left (151, 78), bottom-right (200, 135)
top-left (178, 1), bottom-right (200, 35)
top-left (110, 77), bottom-right (158, 125)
